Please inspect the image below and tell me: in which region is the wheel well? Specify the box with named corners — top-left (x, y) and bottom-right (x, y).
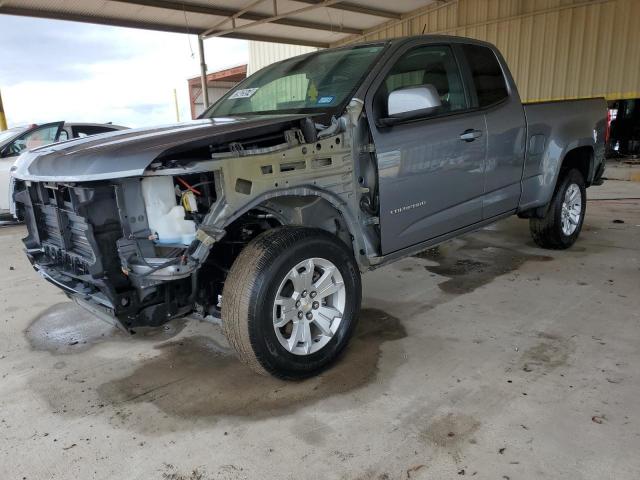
top-left (260, 195), bottom-right (353, 249)
top-left (220, 196), bottom-right (353, 259)
top-left (196, 208), bottom-right (282, 315)
top-left (518, 145), bottom-right (594, 220)
top-left (199, 197), bottom-right (354, 315)
top-left (560, 146), bottom-right (594, 186)
top-left (206, 195), bottom-right (353, 281)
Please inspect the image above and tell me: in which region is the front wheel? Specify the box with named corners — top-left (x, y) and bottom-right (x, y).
top-left (221, 227), bottom-right (361, 379)
top-left (529, 168), bottom-right (586, 249)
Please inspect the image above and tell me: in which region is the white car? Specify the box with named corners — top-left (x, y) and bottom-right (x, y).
top-left (0, 121), bottom-right (127, 217)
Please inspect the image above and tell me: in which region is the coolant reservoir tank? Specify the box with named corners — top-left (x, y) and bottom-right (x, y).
top-left (141, 176), bottom-right (196, 245)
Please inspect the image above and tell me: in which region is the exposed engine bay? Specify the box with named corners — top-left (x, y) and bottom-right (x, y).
top-left (12, 101), bottom-right (381, 329)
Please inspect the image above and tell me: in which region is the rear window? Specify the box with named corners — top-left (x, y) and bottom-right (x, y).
top-left (462, 44), bottom-right (508, 108)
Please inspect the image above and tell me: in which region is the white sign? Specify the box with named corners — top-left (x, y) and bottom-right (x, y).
top-left (228, 88), bottom-right (258, 99)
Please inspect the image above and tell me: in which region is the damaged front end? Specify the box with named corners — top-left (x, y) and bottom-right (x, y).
top-left (12, 107), bottom-right (372, 330)
top-left (14, 173), bottom-right (217, 329)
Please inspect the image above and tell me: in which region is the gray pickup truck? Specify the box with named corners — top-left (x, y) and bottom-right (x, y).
top-left (12, 36), bottom-right (606, 379)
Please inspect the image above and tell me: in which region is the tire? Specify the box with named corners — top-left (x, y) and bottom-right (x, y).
top-left (529, 169), bottom-right (586, 249)
top-left (221, 226), bottom-right (362, 379)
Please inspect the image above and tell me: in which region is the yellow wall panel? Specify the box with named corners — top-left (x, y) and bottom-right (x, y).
top-left (332, 0), bottom-right (640, 102)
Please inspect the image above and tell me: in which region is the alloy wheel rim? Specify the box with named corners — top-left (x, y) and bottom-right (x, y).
top-left (272, 257), bottom-right (346, 356)
top-left (561, 183), bottom-right (582, 236)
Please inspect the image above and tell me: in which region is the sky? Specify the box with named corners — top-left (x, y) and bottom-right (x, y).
top-left (0, 15), bottom-right (248, 128)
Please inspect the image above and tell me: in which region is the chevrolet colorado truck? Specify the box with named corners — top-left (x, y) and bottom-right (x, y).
top-left (12, 36), bottom-right (606, 379)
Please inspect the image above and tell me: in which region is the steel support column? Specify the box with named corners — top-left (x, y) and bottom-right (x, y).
top-left (0, 88), bottom-right (7, 131)
top-left (198, 36), bottom-right (210, 110)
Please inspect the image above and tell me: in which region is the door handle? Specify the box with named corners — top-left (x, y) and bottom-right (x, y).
top-left (459, 129), bottom-right (483, 142)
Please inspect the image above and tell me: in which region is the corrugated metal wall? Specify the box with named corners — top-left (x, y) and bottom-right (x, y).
top-left (247, 41), bottom-right (317, 111)
top-left (332, 0), bottom-right (640, 102)
top-left (247, 41), bottom-right (317, 75)
top-left (192, 81), bottom-right (238, 118)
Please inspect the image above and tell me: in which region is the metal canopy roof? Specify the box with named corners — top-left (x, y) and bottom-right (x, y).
top-left (0, 0), bottom-right (439, 48)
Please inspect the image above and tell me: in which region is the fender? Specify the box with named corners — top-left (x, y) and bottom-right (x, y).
top-left (196, 185), bottom-right (375, 269)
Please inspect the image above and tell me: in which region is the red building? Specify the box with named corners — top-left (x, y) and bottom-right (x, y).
top-left (187, 64), bottom-right (247, 119)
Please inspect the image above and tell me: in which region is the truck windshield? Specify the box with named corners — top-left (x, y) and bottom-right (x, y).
top-left (204, 44), bottom-right (385, 117)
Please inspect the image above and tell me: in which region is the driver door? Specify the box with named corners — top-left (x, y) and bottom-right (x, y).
top-left (366, 42), bottom-right (487, 254)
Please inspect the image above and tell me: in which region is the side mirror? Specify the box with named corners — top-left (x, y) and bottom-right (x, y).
top-left (388, 85), bottom-right (441, 116)
top-left (378, 85), bottom-right (442, 127)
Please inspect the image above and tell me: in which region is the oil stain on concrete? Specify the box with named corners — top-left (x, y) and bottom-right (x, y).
top-left (520, 332), bottom-right (573, 374)
top-left (94, 308), bottom-right (406, 422)
top-left (414, 238), bottom-right (552, 295)
top-left (25, 302), bottom-right (185, 354)
top-left (421, 413), bottom-right (481, 462)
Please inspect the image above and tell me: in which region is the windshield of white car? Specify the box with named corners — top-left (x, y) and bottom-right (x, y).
top-left (203, 44), bottom-right (385, 118)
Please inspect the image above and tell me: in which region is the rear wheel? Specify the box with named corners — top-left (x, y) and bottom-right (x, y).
top-left (529, 169), bottom-right (586, 249)
top-left (221, 227), bottom-right (361, 379)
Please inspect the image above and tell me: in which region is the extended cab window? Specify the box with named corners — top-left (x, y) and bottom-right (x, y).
top-left (374, 45), bottom-right (467, 120)
top-left (461, 44), bottom-right (508, 107)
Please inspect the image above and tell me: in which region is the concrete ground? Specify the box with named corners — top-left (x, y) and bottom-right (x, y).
top-left (1, 180), bottom-right (639, 480)
top-left (604, 158), bottom-right (640, 182)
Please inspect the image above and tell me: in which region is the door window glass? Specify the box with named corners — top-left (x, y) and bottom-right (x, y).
top-left (374, 45), bottom-right (467, 119)
top-left (461, 44), bottom-right (508, 107)
top-left (5, 124), bottom-right (60, 156)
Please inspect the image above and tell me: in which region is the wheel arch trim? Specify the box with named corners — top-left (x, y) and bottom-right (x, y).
top-left (210, 185), bottom-right (370, 266)
top-left (519, 141), bottom-right (596, 216)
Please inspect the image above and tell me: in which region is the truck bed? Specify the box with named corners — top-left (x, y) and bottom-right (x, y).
top-left (519, 97), bottom-right (607, 212)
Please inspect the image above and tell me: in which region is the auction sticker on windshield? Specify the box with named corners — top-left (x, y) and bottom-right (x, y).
top-left (317, 96), bottom-right (335, 104)
top-left (229, 88), bottom-right (258, 99)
